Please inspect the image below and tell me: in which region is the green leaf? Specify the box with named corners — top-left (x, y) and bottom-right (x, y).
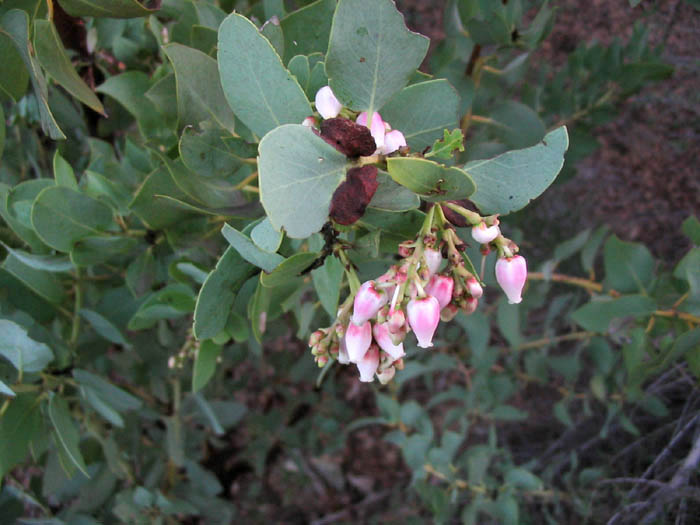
top-left (488, 100), bottom-right (546, 149)
top-left (368, 172), bottom-right (420, 212)
top-left (0, 10), bottom-right (65, 139)
top-left (158, 154), bottom-right (246, 210)
top-left (96, 72), bottom-right (174, 144)
top-left (31, 186), bottom-right (114, 253)
top-left (162, 43), bottom-right (236, 133)
top-left (70, 236), bottom-right (139, 267)
top-left (47, 393), bottom-right (90, 478)
top-left (0, 242), bottom-right (73, 272)
top-left (491, 405), bottom-right (528, 421)
top-left (260, 17), bottom-right (284, 58)
top-left (505, 467), bottom-right (543, 490)
top-left (52, 150), bottom-right (78, 190)
top-left (259, 124), bottom-right (348, 238)
top-left (217, 13), bottom-right (312, 138)
top-left (0, 31), bottom-right (29, 101)
top-left (581, 225), bottom-right (609, 272)
top-left (73, 369), bottom-right (141, 412)
top-left (126, 248), bottom-right (156, 297)
top-left (312, 254), bottom-right (344, 317)
top-left (0, 380), bottom-right (15, 397)
top-left (280, 0), bottom-right (336, 62)
top-left (380, 80), bottom-right (461, 152)
top-left (57, 0), bottom-right (160, 18)
top-left (425, 129), bottom-right (465, 160)
top-left (191, 393), bottom-right (225, 436)
top-left (465, 126), bottom-right (569, 215)
top-left (326, 0), bottom-right (428, 115)
top-left (192, 340), bottom-right (222, 393)
top-left (0, 319), bottom-right (54, 373)
top-left (33, 20), bottom-right (105, 115)
top-left (0, 394), bottom-right (42, 478)
top-left (251, 218), bottom-right (283, 252)
top-left (0, 104), bottom-right (5, 161)
top-left (129, 166), bottom-right (196, 230)
top-left (79, 309), bottom-right (132, 349)
top-left (193, 247), bottom-right (257, 340)
top-left (260, 252), bottom-right (318, 287)
top-left (571, 295), bottom-right (656, 333)
top-left (179, 128), bottom-right (256, 180)
top-left (603, 235), bottom-right (655, 293)
top-left (386, 157), bottom-right (475, 202)
top-left (221, 223), bottom-right (284, 273)
top-left (0, 183), bottom-right (48, 252)
top-left (682, 215), bottom-right (700, 244)
top-left (2, 253), bottom-right (65, 304)
top-left (127, 284), bottom-right (196, 330)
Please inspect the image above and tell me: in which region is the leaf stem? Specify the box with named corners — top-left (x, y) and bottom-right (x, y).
top-left (70, 270), bottom-right (82, 348)
top-left (234, 171), bottom-right (258, 190)
top-left (514, 331), bottom-right (596, 351)
top-left (528, 271), bottom-right (603, 293)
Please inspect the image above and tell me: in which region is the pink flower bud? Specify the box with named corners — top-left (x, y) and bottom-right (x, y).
top-left (381, 129), bottom-right (407, 155)
top-left (376, 366), bottom-right (395, 384)
top-left (352, 280), bottom-right (388, 325)
top-left (337, 336), bottom-right (350, 364)
top-left (423, 248), bottom-right (442, 276)
top-left (356, 111), bottom-right (386, 152)
top-left (387, 309), bottom-right (406, 334)
top-left (308, 330), bottom-right (324, 347)
top-left (345, 321), bottom-right (372, 363)
top-left (315, 86), bottom-right (342, 119)
top-left (461, 297), bottom-right (478, 315)
top-left (357, 344), bottom-right (379, 382)
top-left (466, 276), bottom-right (483, 299)
top-left (407, 296), bottom-right (441, 348)
top-left (373, 322), bottom-right (405, 361)
top-left (425, 275), bottom-right (454, 309)
top-left (317, 355), bottom-right (328, 367)
top-left (471, 222), bottom-right (500, 244)
top-left (495, 255), bottom-right (527, 304)
top-left (302, 116), bottom-right (317, 127)
top-left (440, 304), bottom-right (459, 322)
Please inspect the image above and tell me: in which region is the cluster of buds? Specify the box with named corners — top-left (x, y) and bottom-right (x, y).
top-left (309, 220), bottom-right (517, 383)
top-left (306, 86), bottom-right (407, 155)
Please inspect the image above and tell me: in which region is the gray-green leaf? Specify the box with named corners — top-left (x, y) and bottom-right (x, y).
top-left (326, 0), bottom-right (429, 115)
top-left (0, 319), bottom-right (54, 373)
top-left (217, 13), bottom-right (311, 138)
top-left (259, 124), bottom-right (348, 238)
top-left (465, 126), bottom-right (569, 215)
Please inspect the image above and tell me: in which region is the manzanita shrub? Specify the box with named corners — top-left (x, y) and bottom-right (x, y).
top-left (0, 0), bottom-right (697, 523)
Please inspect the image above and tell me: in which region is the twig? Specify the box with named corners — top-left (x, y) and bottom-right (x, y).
top-left (310, 490), bottom-right (392, 525)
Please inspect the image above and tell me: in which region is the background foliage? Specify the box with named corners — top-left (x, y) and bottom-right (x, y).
top-left (0, 0), bottom-right (698, 523)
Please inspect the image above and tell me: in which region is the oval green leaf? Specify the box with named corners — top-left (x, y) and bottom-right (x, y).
top-left (326, 0), bottom-right (429, 115)
top-left (259, 124), bottom-right (349, 238)
top-left (31, 186), bottom-right (114, 253)
top-left (465, 126), bottom-right (569, 215)
top-left (386, 157), bottom-right (476, 202)
top-left (217, 13), bottom-right (311, 138)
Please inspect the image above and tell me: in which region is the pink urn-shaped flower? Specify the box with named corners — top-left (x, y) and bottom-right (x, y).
top-left (425, 275), bottom-right (454, 309)
top-left (495, 255), bottom-right (528, 304)
top-left (315, 86), bottom-right (342, 119)
top-left (466, 276), bottom-right (483, 299)
top-left (382, 129), bottom-right (407, 155)
top-left (373, 322), bottom-right (405, 361)
top-left (407, 296), bottom-right (441, 348)
top-left (357, 344), bottom-right (380, 382)
top-left (423, 248), bottom-right (442, 277)
top-left (471, 222), bottom-right (500, 244)
top-left (345, 320), bottom-right (372, 363)
top-left (352, 281), bottom-right (387, 325)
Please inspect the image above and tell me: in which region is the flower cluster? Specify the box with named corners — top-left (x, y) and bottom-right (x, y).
top-left (308, 205), bottom-right (528, 384)
top-left (310, 86), bottom-right (407, 155)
